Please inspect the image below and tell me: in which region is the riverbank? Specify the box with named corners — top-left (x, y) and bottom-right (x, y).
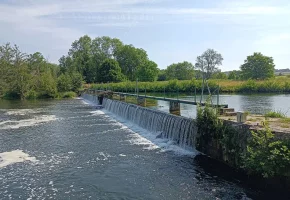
top-left (0, 91), bottom-right (78, 100)
top-left (91, 77), bottom-right (290, 93)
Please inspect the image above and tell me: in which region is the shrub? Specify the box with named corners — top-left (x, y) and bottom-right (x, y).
top-left (243, 126), bottom-right (290, 178)
top-left (264, 110), bottom-right (286, 118)
top-left (60, 91), bottom-right (76, 98)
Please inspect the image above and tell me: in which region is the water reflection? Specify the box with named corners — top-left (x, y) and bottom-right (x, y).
top-left (144, 93), bottom-right (290, 118)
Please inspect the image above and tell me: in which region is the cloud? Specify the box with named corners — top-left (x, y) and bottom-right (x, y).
top-left (1, 0), bottom-right (290, 66)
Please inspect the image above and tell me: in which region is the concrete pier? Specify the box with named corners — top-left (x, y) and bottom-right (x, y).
top-left (169, 101), bottom-right (180, 113)
top-left (120, 94), bottom-right (126, 101)
top-left (137, 97), bottom-right (146, 106)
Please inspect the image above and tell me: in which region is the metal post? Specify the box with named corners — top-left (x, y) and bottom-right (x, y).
top-left (135, 78), bottom-right (139, 97)
top-left (194, 87), bottom-right (197, 103)
top-left (164, 86), bottom-right (165, 99)
top-left (217, 85), bottom-right (220, 106)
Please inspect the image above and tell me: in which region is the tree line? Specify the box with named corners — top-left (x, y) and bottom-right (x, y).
top-left (59, 35), bottom-right (275, 83)
top-left (59, 35), bottom-right (158, 83)
top-left (0, 43), bottom-right (82, 99)
top-left (0, 35), bottom-right (276, 99)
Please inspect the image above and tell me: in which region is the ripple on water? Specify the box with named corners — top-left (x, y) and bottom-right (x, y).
top-left (0, 115), bottom-right (57, 130)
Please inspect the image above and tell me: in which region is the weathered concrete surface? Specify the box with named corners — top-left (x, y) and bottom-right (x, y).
top-left (169, 101), bottom-right (180, 112)
top-left (119, 94), bottom-right (126, 101)
top-left (137, 97), bottom-right (146, 106)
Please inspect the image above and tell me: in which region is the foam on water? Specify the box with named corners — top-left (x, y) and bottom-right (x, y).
top-left (5, 109), bottom-right (41, 116)
top-left (0, 115), bottom-right (57, 130)
top-left (0, 150), bottom-right (38, 168)
top-left (90, 110), bottom-right (105, 115)
top-left (82, 95), bottom-right (197, 156)
top-left (103, 112), bottom-right (196, 156)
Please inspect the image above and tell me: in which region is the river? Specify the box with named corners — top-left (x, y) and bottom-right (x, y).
top-left (147, 93), bottom-right (290, 118)
top-left (0, 97), bottom-right (289, 199)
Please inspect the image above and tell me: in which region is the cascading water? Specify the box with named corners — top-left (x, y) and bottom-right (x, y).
top-left (82, 94), bottom-right (100, 105)
top-left (82, 94), bottom-right (197, 150)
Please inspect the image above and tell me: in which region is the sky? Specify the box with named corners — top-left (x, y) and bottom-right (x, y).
top-left (0, 0), bottom-right (289, 71)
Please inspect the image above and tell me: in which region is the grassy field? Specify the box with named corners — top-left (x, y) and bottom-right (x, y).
top-left (90, 76), bottom-right (290, 94)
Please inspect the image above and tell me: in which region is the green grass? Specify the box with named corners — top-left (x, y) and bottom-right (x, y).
top-left (281, 118), bottom-right (290, 123)
top-left (264, 110), bottom-right (286, 118)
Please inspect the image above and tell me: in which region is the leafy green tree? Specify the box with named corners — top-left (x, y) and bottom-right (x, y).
top-left (165, 61), bottom-right (195, 80)
top-left (99, 59), bottom-right (124, 83)
top-left (69, 35), bottom-right (93, 82)
top-left (57, 74), bottom-right (72, 92)
top-left (91, 36), bottom-right (123, 82)
top-left (195, 49), bottom-right (223, 80)
top-left (212, 71), bottom-right (228, 79)
top-left (137, 60), bottom-right (158, 81)
top-left (115, 45), bottom-right (148, 81)
top-left (195, 49), bottom-right (223, 101)
top-left (38, 71), bottom-right (58, 98)
top-left (228, 70), bottom-right (241, 80)
top-left (240, 52), bottom-right (275, 80)
top-left (157, 69), bottom-right (167, 81)
top-left (70, 72), bottom-right (83, 92)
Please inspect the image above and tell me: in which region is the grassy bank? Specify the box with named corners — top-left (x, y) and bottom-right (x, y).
top-left (91, 77), bottom-right (290, 94)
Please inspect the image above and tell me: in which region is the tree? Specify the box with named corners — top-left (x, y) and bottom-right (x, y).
top-left (98, 59), bottom-right (124, 83)
top-left (157, 69), bottom-right (167, 81)
top-left (57, 73), bottom-right (72, 92)
top-left (91, 36), bottom-right (123, 82)
top-left (70, 72), bottom-right (83, 92)
top-left (195, 49), bottom-right (223, 101)
top-left (165, 61), bottom-right (195, 80)
top-left (228, 70), bottom-right (241, 80)
top-left (240, 52), bottom-right (275, 80)
top-left (212, 71), bottom-right (228, 79)
top-left (115, 45), bottom-right (148, 81)
top-left (68, 35), bottom-right (93, 82)
top-left (136, 60), bottom-right (158, 82)
top-left (195, 49), bottom-right (223, 79)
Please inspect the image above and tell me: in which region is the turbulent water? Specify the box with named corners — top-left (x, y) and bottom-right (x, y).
top-left (0, 98), bottom-right (287, 199)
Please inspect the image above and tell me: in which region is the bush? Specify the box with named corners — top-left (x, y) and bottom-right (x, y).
top-left (243, 126), bottom-right (290, 178)
top-left (264, 110), bottom-right (286, 118)
top-left (60, 91), bottom-right (76, 98)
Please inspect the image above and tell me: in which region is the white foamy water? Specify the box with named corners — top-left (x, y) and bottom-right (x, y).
top-left (0, 150), bottom-right (38, 168)
top-left (82, 96), bottom-right (196, 156)
top-left (5, 109), bottom-right (41, 116)
top-left (0, 115), bottom-right (57, 130)
top-left (90, 110), bottom-right (105, 115)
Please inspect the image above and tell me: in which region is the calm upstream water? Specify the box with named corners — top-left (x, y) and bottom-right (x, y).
top-left (149, 94), bottom-right (290, 118)
top-left (0, 96), bottom-right (289, 199)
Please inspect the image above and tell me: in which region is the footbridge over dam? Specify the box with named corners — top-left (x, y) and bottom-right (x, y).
top-left (86, 89), bottom-right (228, 114)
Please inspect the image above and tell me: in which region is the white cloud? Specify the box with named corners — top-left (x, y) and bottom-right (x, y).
top-left (1, 0), bottom-right (290, 66)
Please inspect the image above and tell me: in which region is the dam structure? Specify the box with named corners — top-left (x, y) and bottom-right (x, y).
top-left (82, 93), bottom-right (197, 150)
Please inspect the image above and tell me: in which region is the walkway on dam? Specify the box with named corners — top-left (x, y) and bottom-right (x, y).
top-left (89, 89), bottom-right (228, 108)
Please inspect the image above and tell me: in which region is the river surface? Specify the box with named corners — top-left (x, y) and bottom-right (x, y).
top-left (0, 98), bottom-right (288, 199)
top-left (147, 93), bottom-right (290, 118)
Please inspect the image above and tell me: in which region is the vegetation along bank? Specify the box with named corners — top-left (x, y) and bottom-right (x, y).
top-left (2, 34), bottom-right (288, 99)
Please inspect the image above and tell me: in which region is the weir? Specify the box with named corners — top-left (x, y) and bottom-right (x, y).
top-left (82, 94), bottom-right (197, 149)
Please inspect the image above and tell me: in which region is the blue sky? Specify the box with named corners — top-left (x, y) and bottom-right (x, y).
top-left (0, 0), bottom-right (289, 71)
